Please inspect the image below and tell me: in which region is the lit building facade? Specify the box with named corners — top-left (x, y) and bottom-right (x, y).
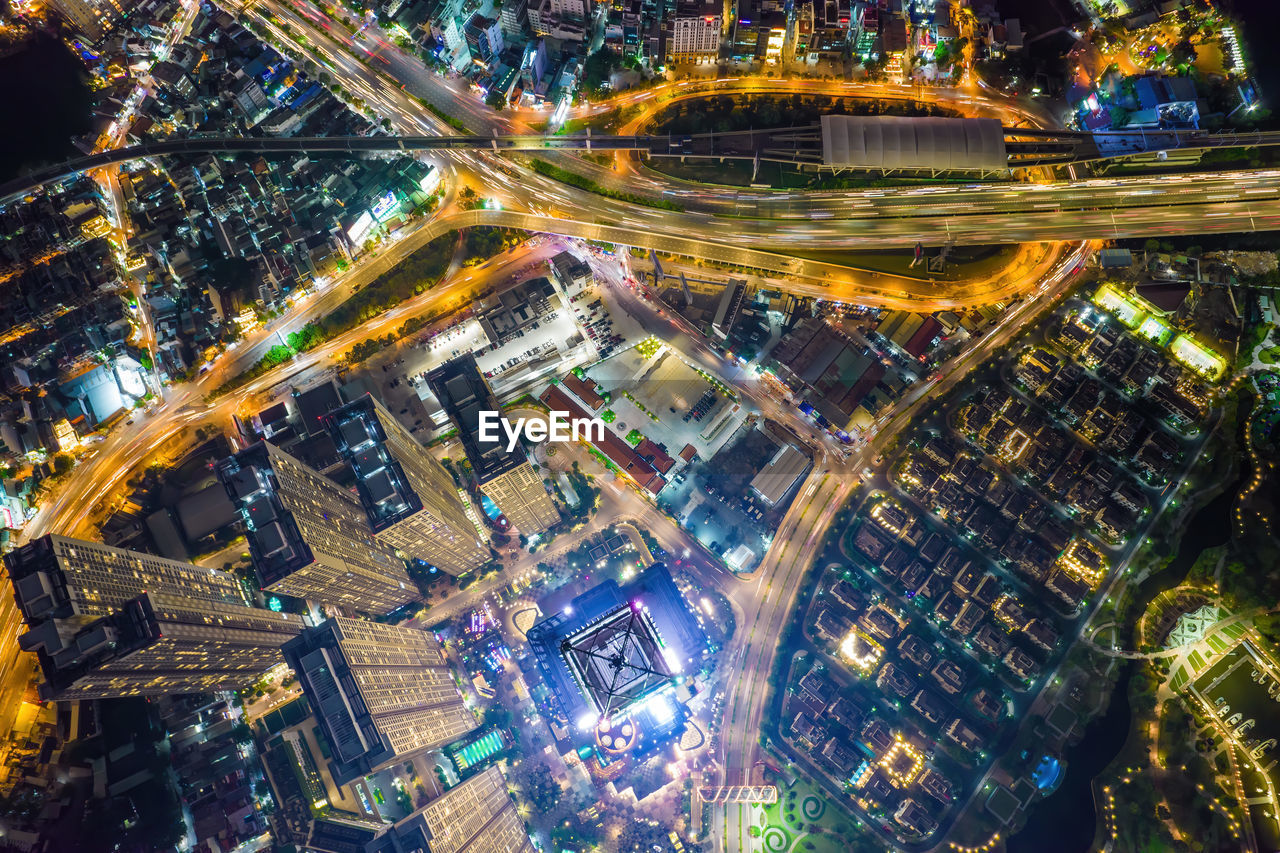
top-left (306, 766), bottom-right (535, 853)
top-left (5, 533), bottom-right (250, 621)
top-left (670, 0), bottom-right (721, 63)
top-left (283, 616), bottom-right (475, 785)
top-left (323, 395), bottom-right (489, 576)
top-left (48, 0), bottom-right (138, 39)
top-left (22, 592), bottom-right (304, 700)
top-left (216, 441), bottom-right (416, 614)
top-left (4, 534), bottom-right (303, 700)
top-left (426, 355), bottom-right (559, 536)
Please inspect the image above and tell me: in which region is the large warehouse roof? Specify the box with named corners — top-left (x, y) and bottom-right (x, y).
top-left (820, 115), bottom-right (1007, 172)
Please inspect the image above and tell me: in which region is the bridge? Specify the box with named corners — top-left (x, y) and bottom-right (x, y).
top-left (5, 119), bottom-right (1280, 202)
top-left (697, 786), bottom-right (778, 804)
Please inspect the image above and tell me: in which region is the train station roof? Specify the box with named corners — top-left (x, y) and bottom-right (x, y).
top-left (820, 115), bottom-right (1007, 172)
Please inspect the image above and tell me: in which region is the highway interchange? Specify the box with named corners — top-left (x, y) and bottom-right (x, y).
top-left (7, 0), bottom-right (1275, 849)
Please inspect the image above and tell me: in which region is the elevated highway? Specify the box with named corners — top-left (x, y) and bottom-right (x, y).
top-left (8, 124), bottom-right (1280, 205)
top-left (8, 137), bottom-right (1280, 247)
top-left (344, 207), bottom-right (1078, 310)
top-left (218, 0), bottom-right (1280, 250)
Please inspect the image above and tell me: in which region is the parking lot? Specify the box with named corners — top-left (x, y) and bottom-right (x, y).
top-left (371, 284), bottom-right (612, 431)
top-left (584, 342), bottom-right (747, 464)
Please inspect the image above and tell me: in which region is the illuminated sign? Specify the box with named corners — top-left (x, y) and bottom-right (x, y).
top-left (477, 410), bottom-right (606, 452)
top-left (371, 190), bottom-right (400, 221)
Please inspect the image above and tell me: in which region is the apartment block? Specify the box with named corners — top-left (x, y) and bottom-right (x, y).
top-left (426, 355), bottom-right (559, 536)
top-left (306, 766), bottom-right (535, 853)
top-left (324, 394), bottom-right (489, 576)
top-left (217, 441), bottom-right (417, 614)
top-left (4, 534), bottom-right (303, 700)
top-left (283, 617), bottom-right (475, 785)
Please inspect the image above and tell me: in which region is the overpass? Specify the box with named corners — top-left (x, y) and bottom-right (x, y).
top-left (7, 120), bottom-right (1280, 202)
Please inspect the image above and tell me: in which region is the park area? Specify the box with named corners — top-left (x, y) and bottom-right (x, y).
top-left (748, 776), bottom-right (873, 853)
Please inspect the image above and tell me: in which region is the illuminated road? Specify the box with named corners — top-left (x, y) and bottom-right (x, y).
top-left (228, 0), bottom-right (1280, 249)
top-left (428, 208), bottom-right (1075, 307)
top-left (7, 1), bottom-right (1269, 847)
top-left (713, 242), bottom-right (1096, 852)
top-left (22, 193), bottom-right (1055, 552)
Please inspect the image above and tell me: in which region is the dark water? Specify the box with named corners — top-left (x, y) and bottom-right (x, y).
top-left (0, 32), bottom-right (94, 182)
top-left (1128, 476), bottom-right (1239, 622)
top-left (1221, 0), bottom-right (1280, 109)
top-left (1010, 435), bottom-right (1246, 851)
top-left (1007, 661), bottom-right (1136, 853)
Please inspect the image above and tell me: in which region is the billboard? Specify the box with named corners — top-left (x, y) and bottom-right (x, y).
top-left (372, 190), bottom-right (400, 222)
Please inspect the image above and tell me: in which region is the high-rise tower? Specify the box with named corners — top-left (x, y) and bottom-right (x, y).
top-left (306, 766), bottom-right (535, 853)
top-left (323, 394), bottom-right (489, 576)
top-left (22, 591), bottom-right (304, 700)
top-left (426, 354), bottom-right (559, 536)
top-left (4, 535), bottom-right (304, 700)
top-left (216, 441), bottom-right (416, 614)
top-left (283, 616), bottom-right (474, 785)
top-left (5, 533), bottom-right (249, 621)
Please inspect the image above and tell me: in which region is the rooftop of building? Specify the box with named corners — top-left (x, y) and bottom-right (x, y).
top-left (524, 564), bottom-right (704, 738)
top-left (214, 442), bottom-right (314, 589)
top-left (426, 353), bottom-right (528, 485)
top-left (322, 395), bottom-right (423, 533)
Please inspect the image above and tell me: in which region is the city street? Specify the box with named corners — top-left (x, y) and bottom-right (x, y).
top-left (4, 0), bottom-right (1273, 848)
top-left (712, 240), bottom-right (1094, 852)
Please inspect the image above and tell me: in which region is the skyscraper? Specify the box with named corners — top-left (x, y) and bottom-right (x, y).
top-left (5, 533), bottom-right (250, 621)
top-left (22, 592), bottom-right (305, 700)
top-left (426, 354), bottom-right (560, 536)
top-left (4, 534), bottom-right (304, 700)
top-left (216, 441), bottom-right (417, 615)
top-left (305, 766), bottom-right (535, 853)
top-left (323, 394), bottom-right (489, 576)
top-left (283, 616), bottom-right (474, 786)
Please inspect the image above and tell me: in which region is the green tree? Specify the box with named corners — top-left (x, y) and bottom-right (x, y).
top-left (582, 49), bottom-right (621, 98)
top-left (52, 453), bottom-right (74, 475)
top-left (263, 345), bottom-right (293, 367)
top-left (1170, 39), bottom-right (1197, 67)
top-left (486, 89), bottom-right (507, 111)
top-left (1256, 612), bottom-right (1280, 647)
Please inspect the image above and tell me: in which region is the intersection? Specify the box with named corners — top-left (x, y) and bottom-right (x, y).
top-left (3, 0), bottom-right (1274, 850)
